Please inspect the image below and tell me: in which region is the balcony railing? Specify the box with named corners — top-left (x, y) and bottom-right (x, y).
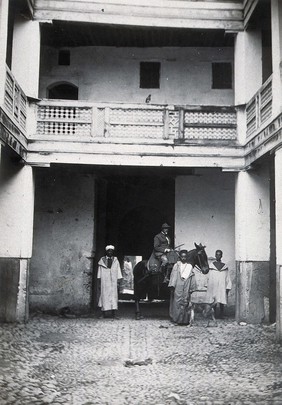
top-left (4, 65), bottom-right (27, 132)
top-left (246, 75), bottom-right (272, 138)
top-left (36, 100), bottom-right (237, 142)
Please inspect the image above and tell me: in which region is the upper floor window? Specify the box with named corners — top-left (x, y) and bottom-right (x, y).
top-left (212, 63), bottom-right (232, 89)
top-left (58, 50), bottom-right (70, 66)
top-left (140, 62), bottom-right (160, 89)
top-left (48, 83), bottom-right (78, 100)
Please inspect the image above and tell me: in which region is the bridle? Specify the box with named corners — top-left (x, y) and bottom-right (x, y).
top-left (195, 249), bottom-right (208, 273)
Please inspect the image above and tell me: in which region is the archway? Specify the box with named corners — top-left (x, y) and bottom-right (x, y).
top-left (48, 82), bottom-right (78, 100)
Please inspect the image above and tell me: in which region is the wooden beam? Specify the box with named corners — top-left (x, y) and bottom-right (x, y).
top-left (244, 0), bottom-right (259, 28)
top-left (33, 0), bottom-right (244, 31)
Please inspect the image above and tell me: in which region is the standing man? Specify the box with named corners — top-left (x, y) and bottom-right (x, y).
top-left (206, 249), bottom-right (232, 318)
top-left (148, 223), bottom-right (172, 272)
top-left (97, 245), bottom-right (123, 319)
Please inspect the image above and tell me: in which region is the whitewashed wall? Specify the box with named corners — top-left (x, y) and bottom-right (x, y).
top-left (39, 46), bottom-right (234, 105)
top-left (175, 168), bottom-right (236, 306)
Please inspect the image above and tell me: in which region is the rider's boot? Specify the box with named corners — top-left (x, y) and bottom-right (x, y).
top-left (162, 266), bottom-right (170, 284)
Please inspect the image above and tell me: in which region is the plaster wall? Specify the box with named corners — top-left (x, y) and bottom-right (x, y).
top-left (234, 30), bottom-right (262, 105)
top-left (271, 0), bottom-right (282, 118)
top-left (175, 169), bottom-right (235, 307)
top-left (235, 164), bottom-right (270, 262)
top-left (39, 46), bottom-right (234, 106)
top-left (0, 150), bottom-right (34, 258)
top-left (235, 162), bottom-right (271, 324)
top-left (29, 168), bottom-right (95, 313)
top-left (12, 17), bottom-right (40, 98)
top-left (275, 147), bottom-right (282, 339)
top-left (0, 0), bottom-right (8, 105)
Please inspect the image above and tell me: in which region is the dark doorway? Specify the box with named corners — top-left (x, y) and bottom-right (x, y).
top-left (105, 175), bottom-right (175, 261)
top-left (94, 170), bottom-right (175, 271)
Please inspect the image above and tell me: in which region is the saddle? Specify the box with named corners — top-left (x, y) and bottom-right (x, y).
top-left (146, 255), bottom-right (162, 274)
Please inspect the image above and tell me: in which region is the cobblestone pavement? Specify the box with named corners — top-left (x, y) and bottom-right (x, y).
top-left (0, 301), bottom-right (282, 405)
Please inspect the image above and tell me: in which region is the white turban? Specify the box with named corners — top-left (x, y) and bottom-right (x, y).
top-left (105, 245), bottom-right (115, 251)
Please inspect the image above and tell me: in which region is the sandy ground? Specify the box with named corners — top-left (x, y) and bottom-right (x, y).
top-left (0, 301), bottom-right (281, 405)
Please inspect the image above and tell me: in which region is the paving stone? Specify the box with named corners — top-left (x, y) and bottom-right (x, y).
top-left (0, 303), bottom-right (281, 404)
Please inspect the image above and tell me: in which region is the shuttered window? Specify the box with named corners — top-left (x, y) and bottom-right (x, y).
top-left (140, 62), bottom-right (160, 89)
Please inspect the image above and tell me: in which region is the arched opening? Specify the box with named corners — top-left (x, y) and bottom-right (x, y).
top-left (48, 82), bottom-right (78, 100)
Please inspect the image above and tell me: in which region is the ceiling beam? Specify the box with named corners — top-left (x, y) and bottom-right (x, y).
top-left (33, 0), bottom-right (244, 31)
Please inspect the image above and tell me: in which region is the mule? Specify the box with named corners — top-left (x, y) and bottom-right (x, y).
top-left (189, 268), bottom-right (217, 327)
top-left (133, 243), bottom-right (209, 320)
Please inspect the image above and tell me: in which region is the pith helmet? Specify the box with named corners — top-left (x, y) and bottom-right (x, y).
top-left (161, 223), bottom-right (171, 229)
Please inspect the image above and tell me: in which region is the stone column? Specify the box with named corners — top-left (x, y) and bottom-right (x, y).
top-left (235, 166), bottom-right (270, 323)
top-left (275, 147), bottom-right (282, 340)
top-left (0, 0), bottom-right (8, 106)
top-left (11, 16), bottom-right (40, 98)
top-left (271, 0), bottom-right (282, 116)
top-left (234, 30), bottom-right (262, 144)
top-left (0, 153), bottom-right (34, 322)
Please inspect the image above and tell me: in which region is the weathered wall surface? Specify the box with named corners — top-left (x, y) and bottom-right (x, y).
top-left (175, 169), bottom-right (236, 308)
top-left (236, 261), bottom-right (270, 324)
top-left (0, 148), bottom-right (34, 322)
top-left (39, 46), bottom-right (234, 106)
top-left (29, 167), bottom-right (95, 313)
top-left (0, 259), bottom-right (20, 322)
top-left (235, 161), bottom-right (271, 323)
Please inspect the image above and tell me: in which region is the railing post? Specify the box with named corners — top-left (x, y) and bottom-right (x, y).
top-left (91, 106), bottom-right (97, 137)
top-left (104, 107), bottom-right (110, 137)
top-left (163, 108), bottom-right (169, 140)
top-left (179, 108), bottom-right (184, 140)
top-left (257, 94), bottom-right (261, 129)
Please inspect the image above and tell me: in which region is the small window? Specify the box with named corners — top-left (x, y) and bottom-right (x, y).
top-left (140, 62), bottom-right (160, 89)
top-left (58, 50), bottom-right (70, 66)
top-left (212, 63), bottom-right (232, 89)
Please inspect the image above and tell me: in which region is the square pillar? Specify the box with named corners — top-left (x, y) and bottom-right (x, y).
top-left (0, 150), bottom-right (34, 322)
top-left (235, 166), bottom-right (271, 323)
top-left (0, 0), bottom-right (8, 106)
top-left (271, 0), bottom-right (282, 116)
top-left (275, 147), bottom-right (282, 340)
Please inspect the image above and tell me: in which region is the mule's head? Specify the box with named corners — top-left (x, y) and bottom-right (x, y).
top-left (194, 243), bottom-right (209, 274)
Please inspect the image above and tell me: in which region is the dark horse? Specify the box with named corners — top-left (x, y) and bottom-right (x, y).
top-left (133, 243), bottom-right (209, 320)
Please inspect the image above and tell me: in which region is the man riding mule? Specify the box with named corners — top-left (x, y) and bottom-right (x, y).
top-left (147, 223), bottom-right (173, 282)
top-left (134, 242), bottom-right (209, 320)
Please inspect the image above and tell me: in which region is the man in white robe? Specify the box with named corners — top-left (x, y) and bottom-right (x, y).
top-left (97, 245), bottom-right (122, 318)
top-left (205, 250), bottom-right (232, 318)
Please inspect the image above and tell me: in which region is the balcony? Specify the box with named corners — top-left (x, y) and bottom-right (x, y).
top-left (1, 65), bottom-right (243, 168)
top-left (244, 75), bottom-right (282, 166)
top-left (34, 100), bottom-right (237, 143)
top-left (25, 99), bottom-right (243, 168)
top-left (246, 75), bottom-right (273, 139)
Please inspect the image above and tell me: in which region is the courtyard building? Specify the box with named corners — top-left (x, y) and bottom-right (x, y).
top-left (0, 0), bottom-right (282, 341)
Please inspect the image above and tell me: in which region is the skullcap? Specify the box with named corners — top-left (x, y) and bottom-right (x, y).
top-left (105, 245), bottom-right (115, 251)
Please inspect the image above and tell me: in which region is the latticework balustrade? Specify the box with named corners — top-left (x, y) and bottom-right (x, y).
top-left (184, 109), bottom-right (237, 140)
top-left (246, 76), bottom-right (273, 138)
top-left (37, 105), bottom-right (92, 136)
top-left (36, 103), bottom-right (238, 142)
top-left (4, 67), bottom-right (27, 131)
top-left (184, 127), bottom-right (236, 140)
